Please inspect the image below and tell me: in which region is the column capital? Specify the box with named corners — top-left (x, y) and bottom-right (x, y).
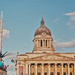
top-left (48, 63), bottom-right (51, 65)
top-left (35, 63), bottom-right (37, 65)
top-left (42, 63), bottom-right (44, 65)
top-left (68, 63), bottom-right (70, 65)
top-left (29, 63), bottom-right (31, 65)
top-left (55, 63), bottom-right (57, 65)
top-left (61, 63), bottom-right (64, 65)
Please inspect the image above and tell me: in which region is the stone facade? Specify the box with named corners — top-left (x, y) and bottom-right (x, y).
top-left (16, 18), bottom-right (75, 75)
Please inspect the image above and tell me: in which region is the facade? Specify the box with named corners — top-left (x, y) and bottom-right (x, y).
top-left (16, 18), bottom-right (75, 75)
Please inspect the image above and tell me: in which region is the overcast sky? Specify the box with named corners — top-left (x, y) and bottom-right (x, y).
top-left (0, 0), bottom-right (75, 75)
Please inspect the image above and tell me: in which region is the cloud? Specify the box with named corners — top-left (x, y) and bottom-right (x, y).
top-left (65, 12), bottom-right (75, 28)
top-left (65, 12), bottom-right (75, 16)
top-left (54, 39), bottom-right (75, 50)
top-left (3, 29), bottom-right (10, 38)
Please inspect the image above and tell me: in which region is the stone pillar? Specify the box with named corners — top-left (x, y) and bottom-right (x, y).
top-left (61, 63), bottom-right (63, 75)
top-left (29, 64), bottom-right (31, 75)
top-left (37, 40), bottom-right (38, 47)
top-left (68, 63), bottom-right (70, 75)
top-left (48, 63), bottom-right (50, 75)
top-left (23, 63), bottom-right (26, 75)
top-left (16, 65), bottom-right (19, 75)
top-left (45, 39), bottom-right (46, 47)
top-left (55, 63), bottom-right (57, 75)
top-left (26, 64), bottom-right (28, 75)
top-left (48, 40), bottom-right (50, 48)
top-left (74, 63), bottom-right (75, 75)
top-left (47, 40), bottom-right (48, 47)
top-left (35, 64), bottom-right (37, 75)
top-left (42, 63), bottom-right (44, 75)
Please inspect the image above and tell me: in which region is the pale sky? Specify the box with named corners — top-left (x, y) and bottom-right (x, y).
top-left (0, 0), bottom-right (75, 75)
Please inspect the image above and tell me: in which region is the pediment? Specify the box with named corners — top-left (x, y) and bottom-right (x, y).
top-left (28, 54), bottom-right (75, 61)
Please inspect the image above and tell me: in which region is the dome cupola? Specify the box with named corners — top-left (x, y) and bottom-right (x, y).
top-left (33, 18), bottom-right (55, 53)
top-left (34, 18), bottom-right (51, 37)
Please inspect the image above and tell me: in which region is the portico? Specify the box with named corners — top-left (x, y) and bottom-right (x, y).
top-left (26, 62), bottom-right (74, 75)
top-left (16, 18), bottom-right (75, 75)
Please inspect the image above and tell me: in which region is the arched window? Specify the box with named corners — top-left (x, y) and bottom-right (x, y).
top-left (40, 40), bottom-right (42, 47)
top-left (46, 40), bottom-right (47, 47)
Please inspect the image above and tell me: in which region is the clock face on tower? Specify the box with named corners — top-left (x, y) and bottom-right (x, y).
top-left (42, 32), bottom-right (46, 36)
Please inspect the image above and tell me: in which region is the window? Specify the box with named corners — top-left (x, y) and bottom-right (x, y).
top-left (19, 66), bottom-right (23, 75)
top-left (38, 73), bottom-right (41, 75)
top-left (44, 72), bottom-right (47, 75)
top-left (64, 72), bottom-right (66, 75)
top-left (31, 73), bottom-right (34, 75)
top-left (64, 64), bottom-right (67, 68)
top-left (46, 40), bottom-right (47, 47)
top-left (57, 72), bottom-right (60, 75)
top-left (70, 72), bottom-right (72, 75)
top-left (40, 40), bottom-right (42, 47)
top-left (57, 65), bottom-right (60, 68)
top-left (51, 64), bottom-right (54, 68)
top-left (51, 72), bottom-right (53, 75)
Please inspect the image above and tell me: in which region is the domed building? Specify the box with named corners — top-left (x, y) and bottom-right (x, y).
top-left (16, 18), bottom-right (75, 75)
top-left (33, 18), bottom-right (55, 53)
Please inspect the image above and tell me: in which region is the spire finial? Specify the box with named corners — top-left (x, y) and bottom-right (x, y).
top-left (1, 11), bottom-right (3, 20)
top-left (41, 17), bottom-right (44, 26)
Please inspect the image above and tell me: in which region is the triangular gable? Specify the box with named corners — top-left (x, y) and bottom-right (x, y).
top-left (27, 53), bottom-right (75, 61)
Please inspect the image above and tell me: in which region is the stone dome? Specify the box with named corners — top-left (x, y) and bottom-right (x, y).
top-left (34, 18), bottom-right (51, 36)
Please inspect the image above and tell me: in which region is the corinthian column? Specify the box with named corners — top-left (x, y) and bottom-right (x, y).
top-left (74, 63), bottom-right (75, 75)
top-left (68, 63), bottom-right (70, 75)
top-left (26, 64), bottom-right (28, 75)
top-left (48, 63), bottom-right (50, 75)
top-left (61, 63), bottom-right (63, 75)
top-left (35, 63), bottom-right (37, 75)
top-left (42, 63), bottom-right (44, 75)
top-left (55, 63), bottom-right (57, 75)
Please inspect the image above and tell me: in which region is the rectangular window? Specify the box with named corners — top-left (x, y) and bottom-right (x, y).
top-left (64, 72), bottom-right (66, 75)
top-left (44, 72), bottom-right (47, 75)
top-left (38, 73), bottom-right (41, 75)
top-left (31, 73), bottom-right (34, 75)
top-left (51, 72), bottom-right (53, 75)
top-left (70, 72), bottom-right (72, 75)
top-left (19, 66), bottom-right (23, 75)
top-left (57, 72), bottom-right (60, 75)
